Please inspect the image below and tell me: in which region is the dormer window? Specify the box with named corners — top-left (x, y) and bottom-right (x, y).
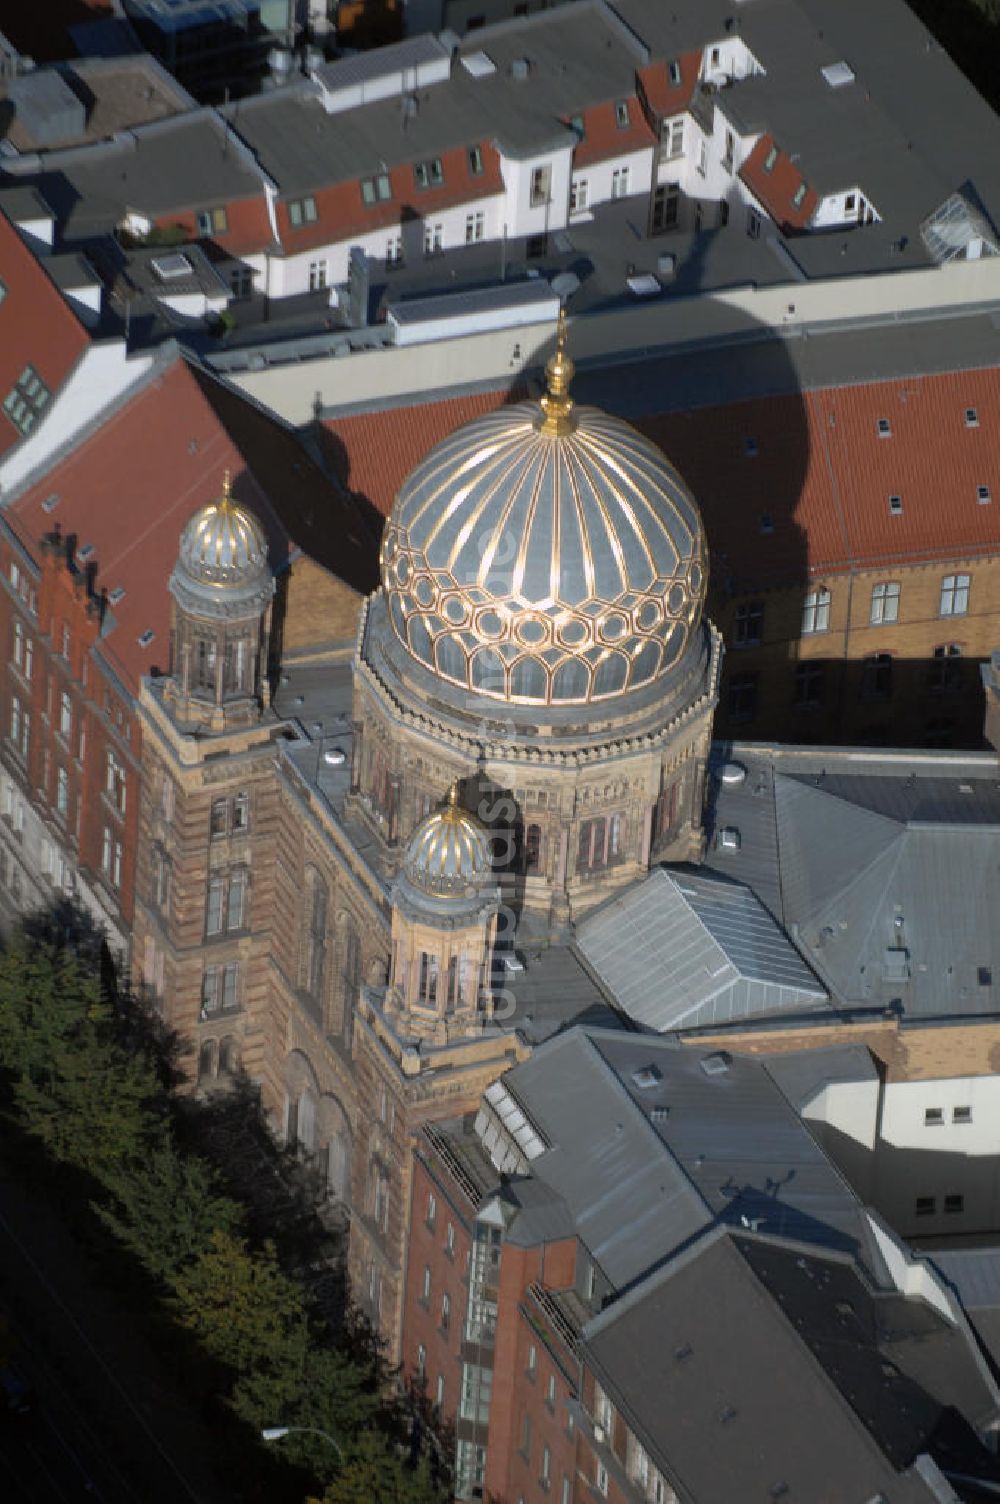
top-left (792, 182), bottom-right (807, 209)
top-left (468, 145), bottom-right (484, 175)
top-left (195, 206), bottom-right (228, 236)
top-left (615, 99), bottom-right (630, 128)
top-left (288, 194), bottom-right (318, 225)
top-left (413, 158), bottom-right (444, 189)
top-left (668, 59), bottom-right (682, 85)
top-left (360, 175), bottom-right (391, 206)
top-left (877, 417), bottom-right (891, 437)
top-left (763, 145), bottom-right (778, 173)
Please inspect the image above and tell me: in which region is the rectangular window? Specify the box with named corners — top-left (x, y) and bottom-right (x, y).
top-left (792, 181), bottom-right (807, 208)
top-left (530, 164), bottom-right (552, 207)
top-left (953, 1106), bottom-right (972, 1124)
top-left (667, 58), bottom-right (681, 85)
top-left (210, 797), bottom-right (228, 837)
top-left (413, 158), bottom-right (443, 190)
top-left (541, 1444), bottom-right (551, 1484)
top-left (308, 260), bottom-right (328, 291)
top-left (668, 118), bottom-right (684, 157)
top-left (423, 221), bottom-right (443, 256)
top-left (870, 581), bottom-right (900, 625)
top-left (945, 1194), bottom-right (964, 1215)
top-left (195, 207), bottom-right (228, 237)
top-left (802, 587), bottom-right (831, 634)
top-left (570, 177), bottom-right (589, 213)
top-left (611, 165), bottom-right (630, 199)
top-left (734, 602), bottom-right (763, 646)
top-left (940, 574), bottom-right (970, 617)
top-left (596, 1461), bottom-right (609, 1496)
top-left (232, 791), bottom-right (249, 832)
top-left (222, 962), bottom-right (238, 1011)
top-left (227, 867), bottom-right (248, 930)
top-left (56, 766), bottom-right (69, 818)
top-left (4, 365), bottom-right (51, 436)
top-left (615, 99), bottom-right (630, 128)
top-left (416, 1343), bottom-right (426, 1378)
top-left (426, 1192), bottom-right (436, 1228)
top-left (385, 233), bottom-right (403, 267)
top-left (746, 207), bottom-right (762, 239)
top-left (465, 210), bottom-right (485, 244)
top-left (861, 652), bottom-right (893, 701)
top-left (728, 671), bottom-right (758, 722)
top-left (877, 417), bottom-right (891, 437)
top-left (59, 691), bottom-right (72, 737)
top-left (652, 184), bottom-right (679, 232)
top-left (763, 145), bottom-right (778, 173)
top-left (915, 1196), bottom-right (935, 1217)
top-left (924, 1107), bottom-right (944, 1126)
top-left (288, 194), bottom-right (319, 225)
top-left (966, 407), bottom-right (979, 427)
top-left (106, 750), bottom-right (127, 815)
top-left (468, 145), bottom-right (484, 176)
top-left (440, 1293), bottom-right (450, 1332)
top-left (421, 1264), bottom-right (431, 1302)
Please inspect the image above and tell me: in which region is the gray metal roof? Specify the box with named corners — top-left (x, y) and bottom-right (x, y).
top-left (764, 1043), bottom-right (880, 1115)
top-left (705, 744), bottom-right (1000, 1020)
top-left (499, 1027), bottom-right (888, 1291)
top-left (582, 1230), bottom-right (966, 1504)
top-left (575, 865), bottom-right (829, 1032)
top-left (930, 1248), bottom-right (1000, 1313)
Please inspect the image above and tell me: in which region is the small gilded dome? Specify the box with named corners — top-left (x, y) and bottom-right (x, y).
top-left (404, 785), bottom-right (493, 898)
top-left (179, 472), bottom-right (268, 585)
top-left (170, 472), bottom-right (273, 620)
top-left (379, 314), bottom-right (707, 707)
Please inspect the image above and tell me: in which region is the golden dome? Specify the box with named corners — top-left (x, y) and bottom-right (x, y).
top-left (380, 325), bottom-right (707, 707)
top-left (403, 784), bottom-right (493, 897)
top-left (178, 472), bottom-right (268, 587)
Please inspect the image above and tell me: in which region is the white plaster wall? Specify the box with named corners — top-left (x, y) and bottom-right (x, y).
top-left (498, 146), bottom-right (573, 239)
top-left (867, 1214), bottom-right (960, 1323)
top-left (62, 282), bottom-right (102, 327)
top-left (801, 1077), bottom-right (880, 1150)
top-left (223, 256), bottom-right (1000, 424)
top-left (0, 342), bottom-right (155, 496)
top-left (570, 147), bottom-right (655, 215)
top-left (881, 1076), bottom-right (1000, 1156)
top-left (813, 188), bottom-right (878, 230)
top-left (700, 37), bottom-right (764, 86)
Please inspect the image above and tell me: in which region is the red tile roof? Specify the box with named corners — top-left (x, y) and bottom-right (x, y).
top-left (0, 207), bottom-right (91, 460)
top-left (572, 98), bottom-right (656, 170)
top-left (151, 194), bottom-right (274, 259)
top-left (325, 386), bottom-right (518, 514)
top-left (8, 355), bottom-right (379, 694)
top-left (739, 134), bottom-right (817, 232)
top-left (636, 53), bottom-right (702, 119)
top-left (324, 366), bottom-right (1000, 591)
top-left (277, 143), bottom-right (505, 256)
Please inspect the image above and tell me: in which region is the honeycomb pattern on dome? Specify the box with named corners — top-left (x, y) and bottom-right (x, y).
top-left (381, 402), bottom-right (707, 706)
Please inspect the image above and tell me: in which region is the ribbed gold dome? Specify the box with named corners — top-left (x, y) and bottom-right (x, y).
top-left (404, 785), bottom-right (493, 898)
top-left (178, 472), bottom-right (268, 587)
top-left (380, 324), bottom-right (707, 707)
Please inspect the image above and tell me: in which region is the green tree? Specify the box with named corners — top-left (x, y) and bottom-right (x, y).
top-left (316, 1429), bottom-right (444, 1504)
top-left (96, 1144), bottom-right (243, 1282)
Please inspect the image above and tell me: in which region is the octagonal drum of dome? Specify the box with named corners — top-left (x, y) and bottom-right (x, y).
top-left (380, 401), bottom-right (708, 706)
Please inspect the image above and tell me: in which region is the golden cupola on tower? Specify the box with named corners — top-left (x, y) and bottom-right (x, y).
top-left (378, 311), bottom-right (708, 707)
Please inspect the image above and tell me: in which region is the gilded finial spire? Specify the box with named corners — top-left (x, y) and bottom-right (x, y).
top-left (444, 780), bottom-right (461, 818)
top-left (220, 470), bottom-right (233, 511)
top-left (538, 306), bottom-right (577, 437)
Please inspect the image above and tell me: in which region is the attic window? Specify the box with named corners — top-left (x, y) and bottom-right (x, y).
top-left (615, 99), bottom-right (630, 128)
top-left (744, 436), bottom-right (758, 457)
top-left (468, 145), bottom-right (484, 175)
top-left (820, 60), bottom-right (856, 88)
top-left (763, 145), bottom-right (778, 174)
top-left (195, 206), bottom-right (227, 237)
top-left (3, 365), bottom-right (51, 436)
top-left (924, 1107), bottom-right (943, 1125)
top-left (631, 1064), bottom-right (662, 1089)
top-left (888, 495), bottom-right (903, 515)
top-left (668, 59), bottom-right (682, 85)
top-left (77, 543), bottom-right (94, 561)
top-left (649, 1106), bottom-right (670, 1123)
top-left (41, 493), bottom-right (60, 513)
top-left (360, 177), bottom-right (390, 207)
top-left (965, 407), bottom-right (979, 427)
top-left (877, 417), bottom-right (891, 437)
top-left (977, 484), bottom-right (991, 504)
top-left (413, 158), bottom-right (444, 190)
top-left (700, 1051), bottom-right (731, 1077)
top-left (792, 182), bottom-right (807, 209)
top-left (109, 587), bottom-right (125, 606)
top-left (137, 629), bottom-right (155, 647)
top-left (979, 967), bottom-right (993, 987)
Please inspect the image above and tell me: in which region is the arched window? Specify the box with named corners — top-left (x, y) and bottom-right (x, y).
top-left (330, 916), bottom-right (361, 1041)
top-left (198, 1039), bottom-right (216, 1080)
top-left (524, 823), bottom-right (543, 874)
top-left (193, 636), bottom-right (218, 693)
top-left (303, 869), bottom-right (328, 1001)
top-left (219, 1035), bottom-right (238, 1076)
top-left (223, 635), bottom-right (252, 695)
